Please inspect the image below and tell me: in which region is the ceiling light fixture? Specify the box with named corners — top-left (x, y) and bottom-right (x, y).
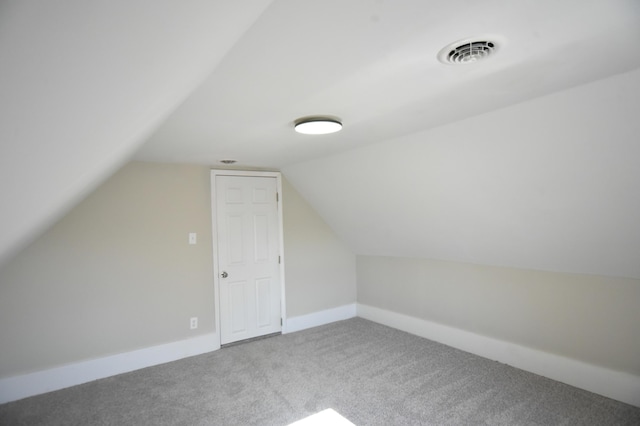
top-left (294, 117), bottom-right (342, 135)
top-left (220, 159), bottom-right (237, 164)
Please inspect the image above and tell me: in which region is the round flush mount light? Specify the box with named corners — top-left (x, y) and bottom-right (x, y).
top-left (294, 116), bottom-right (342, 135)
top-left (438, 37), bottom-right (501, 65)
top-left (220, 159), bottom-right (237, 165)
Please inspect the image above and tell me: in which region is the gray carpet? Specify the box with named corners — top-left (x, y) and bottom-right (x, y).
top-left (1, 318), bottom-right (639, 425)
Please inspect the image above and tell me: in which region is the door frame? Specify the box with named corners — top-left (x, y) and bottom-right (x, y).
top-left (210, 169), bottom-right (287, 347)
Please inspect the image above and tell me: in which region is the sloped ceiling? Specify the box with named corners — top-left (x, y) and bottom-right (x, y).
top-left (0, 0), bottom-right (273, 265)
top-left (283, 69), bottom-right (640, 279)
top-left (136, 0), bottom-right (640, 167)
top-left (2, 1), bottom-right (640, 278)
top-left (138, 0), bottom-right (640, 279)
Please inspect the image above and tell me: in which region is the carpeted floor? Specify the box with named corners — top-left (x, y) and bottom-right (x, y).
top-left (1, 318), bottom-right (639, 425)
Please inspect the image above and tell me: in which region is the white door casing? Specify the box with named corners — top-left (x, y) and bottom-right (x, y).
top-left (211, 170), bottom-right (286, 345)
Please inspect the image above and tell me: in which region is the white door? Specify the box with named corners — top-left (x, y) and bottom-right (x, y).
top-left (214, 174), bottom-right (282, 345)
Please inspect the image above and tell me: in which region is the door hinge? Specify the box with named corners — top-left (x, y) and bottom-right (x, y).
top-left (281, 318), bottom-right (283, 326)
top-left (278, 255), bottom-right (281, 264)
top-left (276, 192), bottom-right (279, 202)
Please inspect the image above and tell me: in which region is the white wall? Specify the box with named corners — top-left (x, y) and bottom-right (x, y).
top-left (357, 256), bottom-right (640, 375)
top-left (0, 163), bottom-right (216, 378)
top-left (282, 178), bottom-right (357, 317)
top-left (0, 162), bottom-right (357, 383)
top-left (282, 68), bottom-right (640, 280)
top-left (356, 255), bottom-right (640, 406)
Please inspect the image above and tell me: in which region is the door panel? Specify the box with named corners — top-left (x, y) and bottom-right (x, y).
top-left (255, 278), bottom-right (272, 327)
top-left (227, 214), bottom-right (244, 265)
top-left (216, 175), bottom-right (281, 345)
top-left (253, 214), bottom-right (269, 262)
top-left (229, 281), bottom-right (247, 333)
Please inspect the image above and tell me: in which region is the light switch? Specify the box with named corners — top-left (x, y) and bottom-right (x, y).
top-left (189, 233), bottom-right (197, 245)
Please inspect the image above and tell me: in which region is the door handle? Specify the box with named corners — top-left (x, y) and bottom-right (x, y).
top-left (221, 271), bottom-right (228, 278)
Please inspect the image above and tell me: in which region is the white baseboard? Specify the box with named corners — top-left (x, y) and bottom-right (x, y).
top-left (5, 307), bottom-right (637, 408)
top-left (286, 303), bottom-right (357, 334)
top-left (0, 333), bottom-right (219, 404)
top-left (0, 303), bottom-right (358, 405)
top-left (357, 304), bottom-right (640, 408)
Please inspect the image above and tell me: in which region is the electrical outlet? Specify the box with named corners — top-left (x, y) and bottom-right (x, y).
top-left (188, 233), bottom-right (197, 245)
top-left (190, 317), bottom-right (198, 329)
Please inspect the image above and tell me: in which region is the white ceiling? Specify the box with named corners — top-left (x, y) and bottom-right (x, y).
top-left (0, 0), bottom-right (272, 265)
top-left (2, 0), bottom-right (640, 278)
top-left (136, 0), bottom-right (640, 169)
top-left (284, 68), bottom-right (640, 279)
top-left (138, 0), bottom-right (640, 279)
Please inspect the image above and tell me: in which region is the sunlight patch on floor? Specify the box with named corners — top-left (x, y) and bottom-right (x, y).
top-left (288, 408), bottom-right (356, 425)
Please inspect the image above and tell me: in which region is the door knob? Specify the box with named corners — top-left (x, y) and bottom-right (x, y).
top-left (221, 271), bottom-right (228, 278)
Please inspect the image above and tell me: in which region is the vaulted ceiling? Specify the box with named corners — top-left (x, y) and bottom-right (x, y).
top-left (0, 0), bottom-right (273, 265)
top-left (2, 0), bottom-right (639, 277)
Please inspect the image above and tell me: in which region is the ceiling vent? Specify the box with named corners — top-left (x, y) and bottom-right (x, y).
top-left (438, 39), bottom-right (498, 65)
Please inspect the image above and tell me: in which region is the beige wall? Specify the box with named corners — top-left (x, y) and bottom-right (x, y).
top-left (0, 162), bottom-right (357, 378)
top-left (282, 178), bottom-right (356, 317)
top-left (357, 255), bottom-right (640, 375)
top-left (0, 162), bottom-right (215, 377)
